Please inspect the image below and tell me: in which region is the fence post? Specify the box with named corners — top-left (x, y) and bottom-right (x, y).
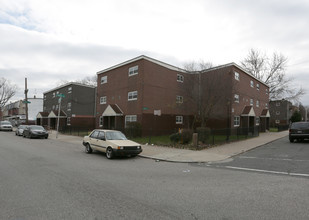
top-left (193, 133), bottom-right (198, 149)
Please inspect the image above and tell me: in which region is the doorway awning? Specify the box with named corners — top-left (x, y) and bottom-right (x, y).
top-left (48, 110), bottom-right (67, 118)
top-left (102, 104), bottom-right (123, 117)
top-left (260, 109), bottom-right (270, 117)
top-left (36, 112), bottom-right (49, 118)
top-left (241, 106), bottom-right (256, 117)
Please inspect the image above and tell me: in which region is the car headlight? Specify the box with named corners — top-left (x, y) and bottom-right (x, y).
top-left (137, 146), bottom-right (141, 149)
top-left (117, 146), bottom-right (124, 150)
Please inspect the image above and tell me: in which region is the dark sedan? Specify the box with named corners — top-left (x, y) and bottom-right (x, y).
top-left (289, 122), bottom-right (309, 143)
top-left (23, 125), bottom-right (49, 139)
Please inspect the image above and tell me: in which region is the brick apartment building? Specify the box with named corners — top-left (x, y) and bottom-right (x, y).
top-left (96, 55), bottom-right (270, 135)
top-left (269, 99), bottom-right (297, 126)
top-left (38, 82), bottom-right (96, 129)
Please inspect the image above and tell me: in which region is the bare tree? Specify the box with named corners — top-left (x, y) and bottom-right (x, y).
top-left (183, 62), bottom-right (233, 127)
top-left (241, 48), bottom-right (305, 101)
top-left (56, 75), bottom-right (97, 87)
top-left (0, 77), bottom-right (18, 109)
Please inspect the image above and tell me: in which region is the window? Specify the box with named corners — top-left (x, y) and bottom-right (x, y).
top-left (276, 111), bottom-right (280, 115)
top-left (68, 87), bottom-right (72, 93)
top-left (234, 94), bottom-right (239, 103)
top-left (125, 115), bottom-right (137, 127)
top-left (275, 120), bottom-right (280, 124)
top-left (129, 65), bottom-right (138, 76)
top-left (101, 76), bottom-right (107, 84)
top-left (99, 116), bottom-right (103, 127)
top-left (235, 72), bottom-right (240, 80)
top-left (176, 116), bottom-right (183, 124)
top-left (128, 91), bottom-right (138, 101)
top-left (52, 105), bottom-right (55, 110)
top-left (52, 92), bottom-right (55, 98)
top-left (100, 96), bottom-right (107, 104)
top-left (234, 116), bottom-right (240, 127)
top-left (177, 74), bottom-right (184, 82)
top-left (250, 80), bottom-right (254, 88)
top-left (250, 99), bottom-right (253, 106)
top-left (266, 88), bottom-right (268, 95)
top-left (256, 84), bottom-right (260, 90)
top-left (256, 117), bottom-right (260, 125)
top-left (67, 102), bottom-right (71, 111)
top-left (44, 95), bottom-right (46, 100)
top-left (176, 95), bottom-right (183, 103)
top-left (266, 103), bottom-right (268, 109)
top-left (276, 102), bottom-right (280, 106)
top-left (67, 117), bottom-right (71, 125)
top-left (256, 100), bottom-right (259, 107)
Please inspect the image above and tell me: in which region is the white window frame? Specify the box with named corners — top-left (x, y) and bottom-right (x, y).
top-left (275, 120), bottom-right (280, 124)
top-left (177, 74), bottom-right (184, 83)
top-left (52, 92), bottom-right (55, 98)
top-left (234, 94), bottom-right (239, 103)
top-left (256, 117), bottom-right (260, 125)
top-left (101, 76), bottom-right (107, 84)
top-left (256, 84), bottom-right (260, 90)
top-left (128, 91), bottom-right (138, 101)
top-left (176, 95), bottom-right (183, 103)
top-left (256, 100), bottom-right (259, 107)
top-left (250, 80), bottom-right (254, 88)
top-left (67, 102), bottom-right (71, 111)
top-left (235, 72), bottom-right (240, 80)
top-left (125, 115), bottom-right (137, 127)
top-left (176, 116), bottom-right (183, 124)
top-left (68, 87), bottom-right (72, 93)
top-left (250, 99), bottom-right (253, 106)
top-left (128, 65), bottom-right (138, 76)
top-left (100, 96), bottom-right (107, 104)
top-left (234, 116), bottom-right (240, 127)
top-left (99, 116), bottom-right (103, 127)
top-left (67, 117), bottom-right (71, 125)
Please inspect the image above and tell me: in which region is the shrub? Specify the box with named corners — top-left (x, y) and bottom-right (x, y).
top-left (125, 122), bottom-right (142, 138)
top-left (196, 127), bottom-right (211, 143)
top-left (170, 132), bottom-right (180, 143)
top-left (181, 129), bottom-right (193, 144)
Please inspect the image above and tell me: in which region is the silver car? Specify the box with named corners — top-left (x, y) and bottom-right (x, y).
top-left (15, 125), bottom-right (28, 136)
top-left (0, 121), bottom-right (13, 131)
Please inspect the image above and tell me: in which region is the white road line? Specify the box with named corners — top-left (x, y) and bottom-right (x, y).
top-left (224, 166), bottom-right (309, 177)
top-left (238, 156), bottom-right (309, 162)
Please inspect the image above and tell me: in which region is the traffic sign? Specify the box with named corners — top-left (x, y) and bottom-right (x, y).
top-left (22, 100), bottom-right (31, 104)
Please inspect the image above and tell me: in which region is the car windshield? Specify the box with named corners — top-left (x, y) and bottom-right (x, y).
top-left (291, 122), bottom-right (309, 129)
top-left (1, 121), bottom-right (11, 125)
top-left (105, 131), bottom-right (127, 140)
top-left (19, 125), bottom-right (27, 129)
top-left (30, 126), bottom-right (45, 130)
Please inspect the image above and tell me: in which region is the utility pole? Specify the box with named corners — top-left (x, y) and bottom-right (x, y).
top-left (24, 78), bottom-right (29, 124)
top-left (56, 93), bottom-right (65, 139)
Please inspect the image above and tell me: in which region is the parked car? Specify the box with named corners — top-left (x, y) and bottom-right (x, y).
top-left (289, 122), bottom-right (309, 143)
top-left (82, 129), bottom-right (142, 159)
top-left (23, 125), bottom-right (49, 139)
top-left (15, 125), bottom-right (28, 136)
top-left (0, 121), bottom-right (13, 131)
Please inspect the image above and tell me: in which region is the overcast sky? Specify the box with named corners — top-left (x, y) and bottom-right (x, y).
top-left (1, 0), bottom-right (309, 105)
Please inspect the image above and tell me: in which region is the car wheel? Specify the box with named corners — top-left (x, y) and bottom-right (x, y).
top-left (289, 138), bottom-right (294, 143)
top-left (106, 147), bottom-right (114, 159)
top-left (85, 143), bottom-right (93, 154)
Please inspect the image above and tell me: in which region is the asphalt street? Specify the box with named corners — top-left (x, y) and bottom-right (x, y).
top-left (1, 131), bottom-right (309, 220)
top-left (204, 137), bottom-right (309, 178)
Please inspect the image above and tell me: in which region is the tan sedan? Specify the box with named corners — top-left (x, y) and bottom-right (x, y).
top-left (82, 129), bottom-right (142, 159)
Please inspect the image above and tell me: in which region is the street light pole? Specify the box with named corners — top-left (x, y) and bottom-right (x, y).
top-left (56, 96), bottom-right (61, 139)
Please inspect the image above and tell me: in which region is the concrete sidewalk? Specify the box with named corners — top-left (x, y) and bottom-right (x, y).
top-left (48, 130), bottom-right (289, 163)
